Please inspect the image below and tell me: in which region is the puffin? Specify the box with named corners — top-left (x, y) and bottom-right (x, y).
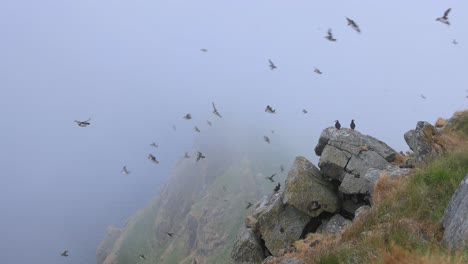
top-left (212, 102), bottom-right (222, 118)
top-left (75, 118), bottom-right (91, 127)
top-left (274, 183), bottom-right (281, 192)
top-left (194, 126), bottom-right (201, 132)
top-left (266, 173), bottom-right (276, 182)
top-left (196, 151), bottom-right (205, 161)
top-left (121, 166), bottom-right (130, 175)
top-left (346, 17), bottom-right (361, 33)
top-left (325, 29), bottom-right (337, 41)
top-left (60, 250), bottom-right (69, 257)
top-left (264, 136), bottom-right (271, 144)
top-left (150, 143), bottom-right (158, 148)
top-left (314, 67), bottom-right (323, 74)
top-left (148, 154), bottom-right (159, 164)
top-left (183, 114), bottom-right (192, 120)
top-left (335, 120), bottom-right (341, 130)
top-left (436, 8), bottom-right (451, 25)
top-left (268, 59), bottom-right (277, 70)
top-left (265, 105), bottom-right (276, 113)
top-left (350, 119), bottom-right (356, 130)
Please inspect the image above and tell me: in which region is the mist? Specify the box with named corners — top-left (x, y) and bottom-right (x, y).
top-left (1, 0), bottom-right (467, 263)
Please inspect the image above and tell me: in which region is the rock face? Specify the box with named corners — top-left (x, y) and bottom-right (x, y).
top-left (363, 165), bottom-right (411, 197)
top-left (96, 226), bottom-right (121, 264)
top-left (441, 174), bottom-right (468, 249)
top-left (257, 192), bottom-right (311, 256)
top-left (283, 157), bottom-right (340, 217)
top-left (322, 214), bottom-right (352, 235)
top-left (404, 121), bottom-right (441, 163)
top-left (231, 226), bottom-right (265, 264)
top-left (315, 128), bottom-right (397, 181)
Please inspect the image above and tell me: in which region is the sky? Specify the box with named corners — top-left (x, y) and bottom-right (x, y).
top-left (0, 0), bottom-right (467, 263)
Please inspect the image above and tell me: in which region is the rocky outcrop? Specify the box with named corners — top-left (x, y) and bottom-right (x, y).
top-left (257, 192), bottom-right (311, 256)
top-left (231, 226), bottom-right (265, 264)
top-left (404, 121), bottom-right (445, 163)
top-left (96, 226), bottom-right (121, 264)
top-left (441, 174), bottom-right (468, 249)
top-left (283, 157), bottom-right (340, 217)
top-left (321, 214), bottom-right (352, 235)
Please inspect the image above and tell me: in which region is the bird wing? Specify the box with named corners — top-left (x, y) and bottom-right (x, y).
top-left (212, 102), bottom-right (217, 112)
top-left (328, 29), bottom-right (332, 36)
top-left (346, 17), bottom-right (352, 25)
top-left (444, 8), bottom-right (451, 18)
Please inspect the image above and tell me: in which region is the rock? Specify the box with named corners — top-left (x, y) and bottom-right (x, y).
top-left (96, 226), bottom-right (121, 264)
top-left (257, 192), bottom-right (311, 256)
top-left (322, 214), bottom-right (352, 235)
top-left (283, 157), bottom-right (340, 217)
top-left (354, 205), bottom-right (371, 218)
top-left (231, 226), bottom-right (265, 264)
top-left (342, 199), bottom-right (363, 216)
top-left (253, 195), bottom-right (269, 219)
top-left (315, 218), bottom-right (329, 233)
top-left (364, 166), bottom-right (411, 196)
top-left (244, 215), bottom-right (258, 230)
top-left (404, 121), bottom-right (440, 163)
top-left (339, 173), bottom-right (368, 195)
top-left (441, 174), bottom-right (468, 249)
top-left (315, 128), bottom-right (398, 180)
top-left (279, 258), bottom-right (305, 264)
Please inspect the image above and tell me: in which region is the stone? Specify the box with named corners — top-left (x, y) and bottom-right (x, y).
top-left (322, 214), bottom-right (352, 235)
top-left (363, 166), bottom-right (411, 196)
top-left (441, 174), bottom-right (468, 249)
top-left (404, 121), bottom-right (440, 163)
top-left (339, 173), bottom-right (368, 195)
top-left (283, 156), bottom-right (340, 217)
top-left (231, 226), bottom-right (265, 264)
top-left (354, 205), bottom-right (371, 219)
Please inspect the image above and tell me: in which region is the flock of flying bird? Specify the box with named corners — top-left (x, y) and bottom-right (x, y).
top-left (66, 7), bottom-right (458, 262)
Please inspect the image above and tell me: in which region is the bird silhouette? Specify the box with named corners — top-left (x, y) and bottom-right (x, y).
top-left (150, 143), bottom-right (158, 148)
top-left (183, 114), bottom-right (192, 120)
top-left (166, 232), bottom-right (175, 238)
top-left (148, 154), bottom-right (159, 164)
top-left (335, 120), bottom-right (341, 130)
top-left (200, 49), bottom-right (208, 52)
top-left (121, 166), bottom-right (130, 175)
top-left (196, 151), bottom-right (205, 161)
top-left (268, 59), bottom-right (277, 70)
top-left (325, 29), bottom-right (337, 41)
top-left (452, 39), bottom-right (458, 45)
top-left (246, 202), bottom-right (253, 209)
top-left (265, 105), bottom-right (276, 113)
top-left (346, 17), bottom-right (361, 33)
top-left (264, 136), bottom-right (270, 144)
top-left (266, 173), bottom-right (276, 182)
top-left (350, 119), bottom-right (356, 130)
top-left (194, 126), bottom-right (201, 133)
top-left (60, 250), bottom-right (69, 257)
top-left (420, 94), bottom-right (426, 99)
top-left (302, 109), bottom-right (308, 114)
top-left (314, 67), bottom-right (323, 74)
top-left (212, 102), bottom-right (222, 118)
top-left (207, 120), bottom-right (212, 126)
top-left (74, 118), bottom-right (91, 127)
top-left (436, 8), bottom-right (451, 25)
top-left (139, 254), bottom-right (146, 260)
top-left (274, 183), bottom-right (281, 192)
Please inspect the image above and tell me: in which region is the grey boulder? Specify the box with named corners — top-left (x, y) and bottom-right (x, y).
top-left (231, 226), bottom-right (265, 264)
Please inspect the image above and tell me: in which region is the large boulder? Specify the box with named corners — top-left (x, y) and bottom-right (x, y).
top-left (441, 174), bottom-right (468, 249)
top-left (231, 226), bottom-right (265, 264)
top-left (257, 192), bottom-right (311, 256)
top-left (363, 165), bottom-right (411, 196)
top-left (322, 214), bottom-right (352, 235)
top-left (283, 157), bottom-right (340, 217)
top-left (315, 128), bottom-right (397, 181)
top-left (404, 121), bottom-right (442, 163)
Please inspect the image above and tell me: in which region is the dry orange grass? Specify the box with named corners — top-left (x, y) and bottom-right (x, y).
top-left (391, 153), bottom-right (408, 166)
top-left (435, 118), bottom-right (447, 128)
top-left (372, 173), bottom-right (405, 206)
top-left (381, 243), bottom-right (466, 264)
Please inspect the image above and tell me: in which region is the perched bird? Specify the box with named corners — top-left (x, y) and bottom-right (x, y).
top-left (196, 151), bottom-right (205, 161)
top-left (350, 119), bottom-right (356, 130)
top-left (453, 39), bottom-right (458, 45)
top-left (212, 102), bottom-right (222, 118)
top-left (268, 59), bottom-right (277, 70)
top-left (264, 136), bottom-right (270, 144)
top-left (246, 202), bottom-right (253, 209)
top-left (280, 165), bottom-right (284, 173)
top-left (420, 94), bottom-right (426, 99)
top-left (183, 114), bottom-right (192, 120)
top-left (74, 118), bottom-right (91, 127)
top-left (346, 17), bottom-right (361, 33)
top-left (184, 152), bottom-right (190, 159)
top-left (335, 120), bottom-right (341, 130)
top-left (148, 154), bottom-right (159, 164)
top-left (302, 109), bottom-right (308, 114)
top-left (314, 67), bottom-right (322, 74)
top-left (266, 173), bottom-right (276, 182)
top-left (207, 120), bottom-right (212, 126)
top-left (274, 183), bottom-right (281, 192)
top-left (194, 126), bottom-right (201, 132)
top-left (121, 166), bottom-right (130, 175)
top-left (139, 255), bottom-right (146, 260)
top-left (60, 250), bottom-right (69, 257)
top-left (436, 8), bottom-right (451, 25)
top-left (265, 105), bottom-right (276, 113)
top-left (150, 143), bottom-right (158, 148)
top-left (200, 49), bottom-right (208, 52)
top-left (325, 29), bottom-right (337, 41)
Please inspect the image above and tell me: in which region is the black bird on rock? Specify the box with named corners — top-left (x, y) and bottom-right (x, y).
top-left (268, 59), bottom-right (277, 70)
top-left (335, 120), bottom-right (341, 130)
top-left (75, 118), bottom-right (91, 127)
top-left (246, 202), bottom-right (253, 209)
top-left (212, 102), bottom-right (222, 118)
top-left (350, 119), bottom-right (356, 130)
top-left (436, 8), bottom-right (451, 25)
top-left (196, 151), bottom-right (205, 161)
top-left (325, 29), bottom-right (337, 42)
top-left (346, 17), bottom-right (361, 33)
top-left (274, 183), bottom-right (281, 192)
top-left (265, 105), bottom-right (276, 113)
top-left (60, 250), bottom-right (69, 257)
top-left (266, 173), bottom-right (276, 182)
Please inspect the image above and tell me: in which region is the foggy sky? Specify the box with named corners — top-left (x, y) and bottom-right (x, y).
top-left (1, 1), bottom-right (467, 263)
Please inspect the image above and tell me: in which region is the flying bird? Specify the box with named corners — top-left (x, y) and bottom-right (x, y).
top-left (274, 183), bottom-right (281, 192)
top-left (453, 39), bottom-right (458, 45)
top-left (196, 151), bottom-right (205, 161)
top-left (121, 166), bottom-right (130, 175)
top-left (302, 109), bottom-right (308, 114)
top-left (150, 143), bottom-right (158, 148)
top-left (265, 105), bottom-right (276, 113)
top-left (184, 152), bottom-right (190, 159)
top-left (335, 120), bottom-right (341, 130)
top-left (420, 94), bottom-right (426, 99)
top-left (246, 202), bottom-right (253, 209)
top-left (139, 255), bottom-right (146, 260)
top-left (350, 119), bottom-right (356, 130)
top-left (183, 114), bottom-right (192, 120)
top-left (200, 49), bottom-right (208, 52)
top-left (60, 250), bottom-right (69, 257)
top-left (166, 232), bottom-right (176, 238)
top-left (314, 67), bottom-right (322, 74)
top-left (148, 154), bottom-right (159, 164)
top-left (194, 126), bottom-right (201, 132)
top-left (172, 125), bottom-right (177, 131)
top-left (268, 59), bottom-right (277, 70)
top-left (75, 118), bottom-right (91, 127)
top-left (264, 136), bottom-right (270, 144)
top-left (325, 29), bottom-right (337, 41)
top-left (266, 173), bottom-right (276, 182)
top-left (212, 102), bottom-right (222, 118)
top-left (207, 120), bottom-right (212, 126)
top-left (436, 8), bottom-right (451, 25)
top-left (346, 17), bottom-right (361, 33)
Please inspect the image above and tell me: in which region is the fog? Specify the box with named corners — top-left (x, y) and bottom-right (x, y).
top-left (1, 0), bottom-right (467, 263)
